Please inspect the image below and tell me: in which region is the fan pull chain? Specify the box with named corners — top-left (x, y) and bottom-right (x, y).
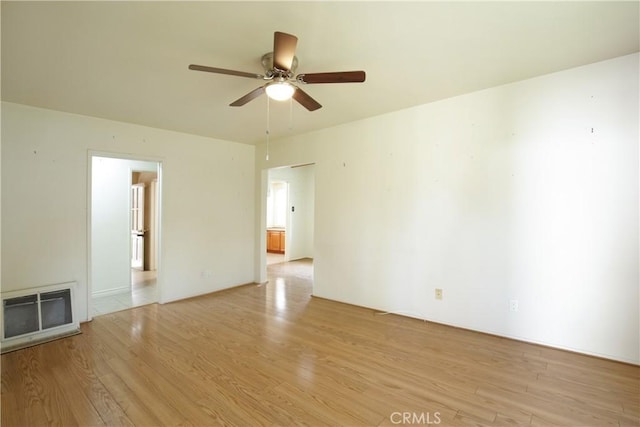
top-left (265, 96), bottom-right (270, 161)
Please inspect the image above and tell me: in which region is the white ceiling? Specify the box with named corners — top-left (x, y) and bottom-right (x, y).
top-left (2, 1), bottom-right (638, 145)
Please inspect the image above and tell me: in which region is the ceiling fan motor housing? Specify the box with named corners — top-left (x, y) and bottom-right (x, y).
top-left (261, 52), bottom-right (298, 79)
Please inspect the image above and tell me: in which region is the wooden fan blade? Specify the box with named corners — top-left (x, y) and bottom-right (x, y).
top-left (298, 71), bottom-right (366, 84)
top-left (230, 86), bottom-right (265, 107)
top-left (292, 87), bottom-right (322, 111)
top-left (189, 64), bottom-right (263, 79)
top-left (273, 32), bottom-right (298, 71)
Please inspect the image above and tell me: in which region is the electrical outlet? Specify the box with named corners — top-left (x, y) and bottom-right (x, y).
top-left (435, 288), bottom-right (443, 300)
top-left (509, 299), bottom-right (519, 312)
top-left (201, 270), bottom-right (213, 279)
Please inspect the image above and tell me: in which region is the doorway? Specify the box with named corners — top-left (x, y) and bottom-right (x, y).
top-left (263, 163), bottom-right (315, 274)
top-left (88, 154), bottom-right (162, 318)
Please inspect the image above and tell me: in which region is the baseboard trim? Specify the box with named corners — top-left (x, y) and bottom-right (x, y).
top-left (92, 286), bottom-right (130, 298)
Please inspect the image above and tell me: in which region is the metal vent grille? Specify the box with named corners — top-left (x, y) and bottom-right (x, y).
top-left (1, 282), bottom-right (80, 353)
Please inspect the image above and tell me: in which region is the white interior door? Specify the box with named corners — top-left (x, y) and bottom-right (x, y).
top-left (131, 184), bottom-right (145, 269)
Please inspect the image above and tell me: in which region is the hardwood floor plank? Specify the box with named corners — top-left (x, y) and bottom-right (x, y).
top-left (1, 351), bottom-right (30, 426)
top-left (116, 354), bottom-right (221, 425)
top-left (49, 335), bottom-right (135, 426)
top-left (493, 412), bottom-right (533, 426)
top-left (194, 395), bottom-right (268, 426)
top-left (260, 381), bottom-right (364, 426)
top-left (543, 361), bottom-right (639, 394)
top-left (623, 399), bottom-right (640, 417)
top-left (105, 356), bottom-right (192, 425)
top-left (528, 373), bottom-right (625, 413)
top-left (84, 317), bottom-right (137, 362)
top-left (284, 366), bottom-right (390, 424)
top-left (49, 366), bottom-right (106, 426)
top-left (16, 346), bottom-right (79, 426)
top-left (477, 383), bottom-right (620, 426)
top-left (97, 373), bottom-right (165, 426)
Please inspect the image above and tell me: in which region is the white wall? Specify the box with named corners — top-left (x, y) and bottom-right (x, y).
top-left (91, 156), bottom-right (157, 296)
top-left (269, 165), bottom-right (315, 261)
top-left (2, 103), bottom-right (255, 321)
top-left (256, 53), bottom-right (639, 364)
top-left (0, 111), bottom-right (2, 291)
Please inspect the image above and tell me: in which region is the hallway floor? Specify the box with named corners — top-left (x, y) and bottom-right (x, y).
top-left (267, 252), bottom-right (285, 265)
top-left (92, 270), bottom-right (157, 316)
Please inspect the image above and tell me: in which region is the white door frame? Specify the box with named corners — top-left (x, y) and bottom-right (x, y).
top-left (86, 150), bottom-right (164, 321)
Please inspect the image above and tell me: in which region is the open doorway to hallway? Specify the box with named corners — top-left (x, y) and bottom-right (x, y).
top-left (265, 164), bottom-right (315, 269)
top-left (89, 155), bottom-right (162, 317)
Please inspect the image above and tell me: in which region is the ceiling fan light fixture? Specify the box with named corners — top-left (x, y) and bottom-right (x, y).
top-left (265, 81), bottom-right (295, 101)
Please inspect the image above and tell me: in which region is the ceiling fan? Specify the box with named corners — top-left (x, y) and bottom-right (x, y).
top-left (189, 31), bottom-right (366, 111)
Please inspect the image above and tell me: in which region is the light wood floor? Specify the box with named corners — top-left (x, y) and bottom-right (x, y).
top-left (2, 259), bottom-right (639, 426)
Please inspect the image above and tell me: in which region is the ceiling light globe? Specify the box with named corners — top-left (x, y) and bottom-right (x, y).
top-left (265, 81), bottom-right (295, 101)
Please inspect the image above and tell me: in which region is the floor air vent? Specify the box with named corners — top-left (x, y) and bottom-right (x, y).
top-left (1, 282), bottom-right (80, 354)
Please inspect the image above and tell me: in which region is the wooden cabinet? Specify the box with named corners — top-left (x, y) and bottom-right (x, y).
top-left (267, 229), bottom-right (285, 254)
